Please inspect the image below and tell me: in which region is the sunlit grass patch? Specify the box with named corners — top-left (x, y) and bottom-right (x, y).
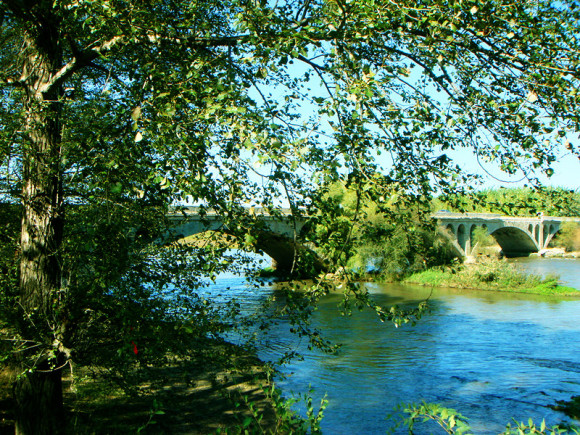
top-left (403, 259), bottom-right (580, 296)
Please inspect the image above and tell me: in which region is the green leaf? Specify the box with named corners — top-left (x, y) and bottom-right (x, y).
top-left (131, 106), bottom-right (142, 122)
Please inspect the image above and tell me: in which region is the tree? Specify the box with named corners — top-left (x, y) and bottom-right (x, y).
top-left (310, 181), bottom-right (455, 279)
top-left (1, 0), bottom-right (580, 432)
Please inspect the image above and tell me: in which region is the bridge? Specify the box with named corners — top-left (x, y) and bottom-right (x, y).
top-left (167, 207), bottom-right (579, 268)
top-left (165, 207), bottom-right (322, 273)
top-left (434, 211), bottom-right (580, 258)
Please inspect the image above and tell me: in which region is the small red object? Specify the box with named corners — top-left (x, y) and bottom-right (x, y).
top-left (131, 341), bottom-right (138, 355)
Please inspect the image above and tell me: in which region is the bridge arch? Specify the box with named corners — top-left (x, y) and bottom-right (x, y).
top-left (446, 224), bottom-right (455, 236)
top-left (470, 223), bottom-right (489, 251)
top-left (166, 214), bottom-right (325, 274)
top-left (543, 223), bottom-right (557, 248)
top-left (489, 226), bottom-right (539, 257)
top-left (469, 224), bottom-right (477, 239)
top-left (468, 224), bottom-right (481, 254)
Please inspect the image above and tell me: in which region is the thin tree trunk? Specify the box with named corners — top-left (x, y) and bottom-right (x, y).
top-left (13, 22), bottom-right (66, 434)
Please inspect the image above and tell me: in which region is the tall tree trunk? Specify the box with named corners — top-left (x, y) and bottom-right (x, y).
top-left (14, 20), bottom-right (66, 435)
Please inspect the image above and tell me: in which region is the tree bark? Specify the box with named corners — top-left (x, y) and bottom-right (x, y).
top-left (13, 19), bottom-right (66, 435)
top-left (14, 359), bottom-right (65, 435)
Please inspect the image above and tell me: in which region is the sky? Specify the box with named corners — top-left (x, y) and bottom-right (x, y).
top-left (230, 35), bottom-right (580, 205)
top-left (249, 55), bottom-right (580, 195)
top-left (450, 146), bottom-right (580, 192)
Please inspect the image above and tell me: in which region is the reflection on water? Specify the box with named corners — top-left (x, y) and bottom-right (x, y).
top-left (213, 258), bottom-right (580, 433)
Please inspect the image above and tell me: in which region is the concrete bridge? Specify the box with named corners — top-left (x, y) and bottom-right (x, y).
top-left (167, 207), bottom-right (579, 267)
top-left (166, 207), bottom-right (321, 273)
top-left (434, 211), bottom-right (580, 258)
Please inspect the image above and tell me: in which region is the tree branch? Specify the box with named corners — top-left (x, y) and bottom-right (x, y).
top-left (37, 35), bottom-right (125, 94)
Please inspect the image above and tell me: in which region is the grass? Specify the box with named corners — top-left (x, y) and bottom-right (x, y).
top-left (403, 258), bottom-right (580, 296)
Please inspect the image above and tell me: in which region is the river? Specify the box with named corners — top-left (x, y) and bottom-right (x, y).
top-left (218, 257), bottom-right (580, 433)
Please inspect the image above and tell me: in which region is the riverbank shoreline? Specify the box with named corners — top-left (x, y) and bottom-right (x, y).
top-left (532, 248), bottom-right (580, 259)
top-left (402, 258), bottom-right (580, 296)
top-left (258, 255), bottom-right (580, 297)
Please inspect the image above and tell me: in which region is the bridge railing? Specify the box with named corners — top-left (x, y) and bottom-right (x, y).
top-left (167, 206), bottom-right (296, 217)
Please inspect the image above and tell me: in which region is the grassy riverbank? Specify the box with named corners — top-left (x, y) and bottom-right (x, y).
top-left (403, 259), bottom-right (580, 296)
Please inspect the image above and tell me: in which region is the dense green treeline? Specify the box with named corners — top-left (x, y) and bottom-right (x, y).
top-left (433, 187), bottom-right (580, 217)
top-left (309, 182), bottom-right (457, 280)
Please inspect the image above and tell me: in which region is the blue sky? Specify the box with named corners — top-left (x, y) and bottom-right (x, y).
top-left (242, 50), bottom-right (580, 197)
top-left (451, 146), bottom-right (580, 191)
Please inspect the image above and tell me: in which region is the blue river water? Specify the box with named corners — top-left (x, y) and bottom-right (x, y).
top-left (215, 258), bottom-right (580, 434)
